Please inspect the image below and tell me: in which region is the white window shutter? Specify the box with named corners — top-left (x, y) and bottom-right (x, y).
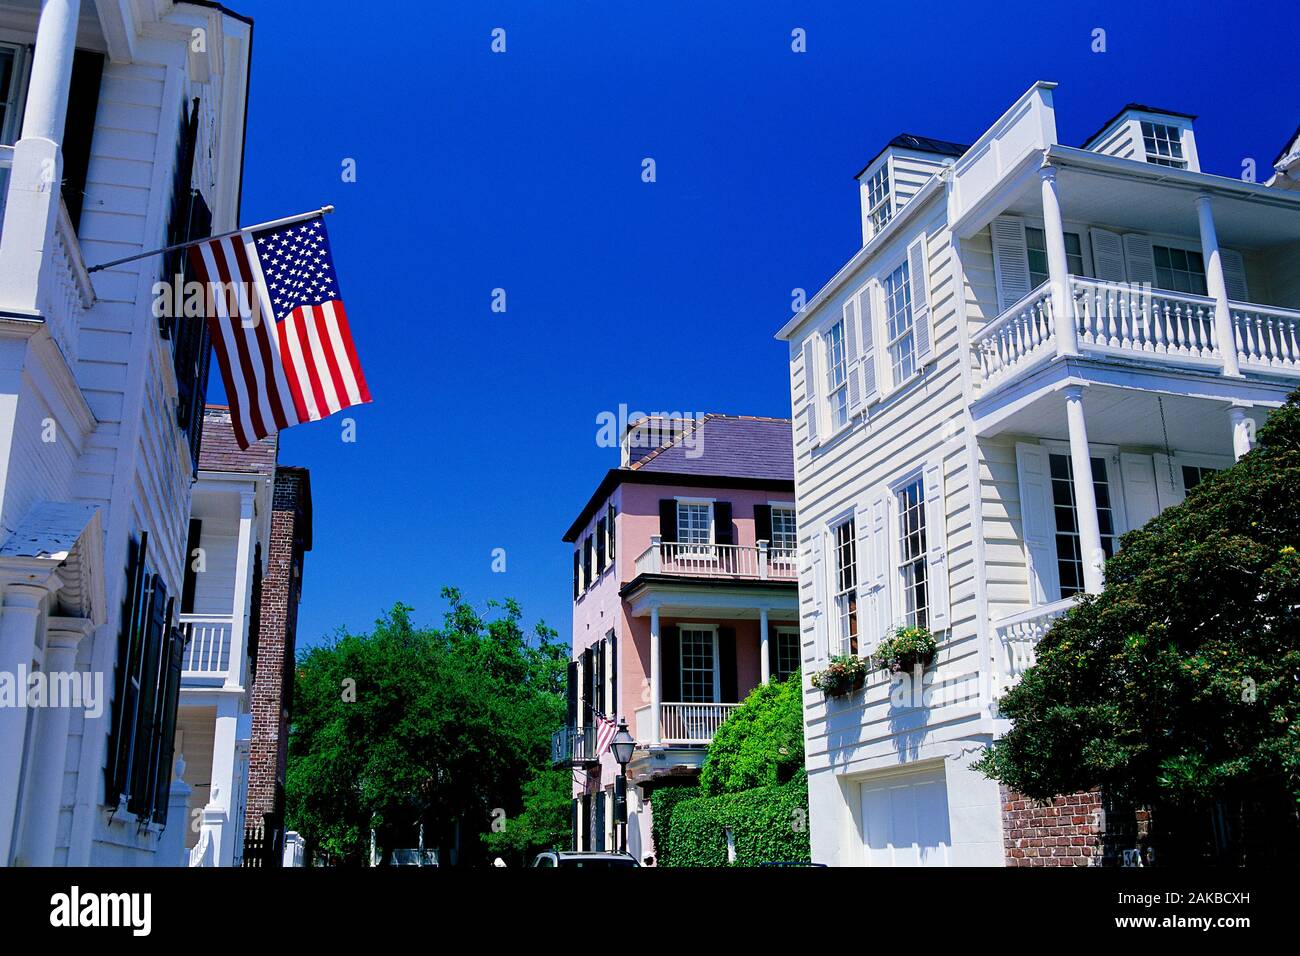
top-left (855, 504), bottom-right (872, 653)
top-left (1152, 453), bottom-right (1184, 509)
top-left (923, 458), bottom-right (950, 631)
top-left (1119, 453), bottom-right (1160, 530)
top-left (843, 298), bottom-right (861, 412)
top-left (1220, 248), bottom-right (1249, 301)
top-left (991, 216), bottom-right (1030, 312)
top-left (858, 285), bottom-right (879, 404)
top-left (808, 536), bottom-right (827, 664)
top-left (1015, 442), bottom-right (1059, 605)
top-left (801, 337), bottom-right (819, 445)
top-left (1089, 228), bottom-right (1127, 282)
top-left (1122, 233), bottom-right (1156, 286)
top-left (870, 493), bottom-right (892, 646)
top-left (908, 233), bottom-right (933, 364)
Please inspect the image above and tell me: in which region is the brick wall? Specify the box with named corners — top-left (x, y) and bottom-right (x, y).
top-left (1002, 787), bottom-right (1151, 866)
top-left (243, 466), bottom-right (311, 828)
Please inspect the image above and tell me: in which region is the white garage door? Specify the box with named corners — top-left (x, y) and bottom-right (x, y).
top-left (859, 766), bottom-right (952, 866)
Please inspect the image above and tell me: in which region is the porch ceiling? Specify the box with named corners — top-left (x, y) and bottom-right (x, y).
top-left (1001, 162), bottom-right (1300, 249)
top-left (980, 382), bottom-right (1269, 457)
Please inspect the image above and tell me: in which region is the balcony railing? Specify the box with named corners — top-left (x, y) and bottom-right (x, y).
top-left (551, 725), bottom-right (600, 767)
top-left (181, 614), bottom-right (235, 680)
top-left (971, 276), bottom-right (1300, 392)
top-left (634, 541), bottom-right (798, 581)
top-left (992, 597), bottom-right (1075, 692)
top-left (660, 702), bottom-right (741, 744)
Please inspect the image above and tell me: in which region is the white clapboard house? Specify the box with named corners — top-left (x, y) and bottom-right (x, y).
top-left (0, 0), bottom-right (250, 865)
top-left (778, 82), bottom-right (1300, 866)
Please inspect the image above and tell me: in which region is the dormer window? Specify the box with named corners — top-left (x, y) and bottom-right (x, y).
top-left (866, 165), bottom-right (893, 234)
top-left (1140, 121), bottom-right (1187, 168)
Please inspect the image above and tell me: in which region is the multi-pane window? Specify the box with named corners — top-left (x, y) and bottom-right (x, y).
top-left (1026, 227), bottom-right (1085, 289)
top-left (866, 165), bottom-right (893, 235)
top-left (679, 627), bottom-right (716, 703)
top-left (896, 478), bottom-right (928, 630)
top-left (1181, 464), bottom-right (1219, 493)
top-left (1153, 245), bottom-right (1207, 295)
top-left (1141, 121), bottom-right (1187, 168)
top-left (824, 319), bottom-right (849, 430)
top-left (677, 502), bottom-right (711, 550)
top-left (775, 629), bottom-right (801, 681)
top-left (884, 261), bottom-right (916, 386)
top-left (832, 519), bottom-right (859, 656)
top-left (770, 506), bottom-right (798, 555)
top-left (1049, 453), bottom-right (1117, 597)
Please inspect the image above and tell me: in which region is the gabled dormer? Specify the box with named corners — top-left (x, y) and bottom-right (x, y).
top-left (855, 134), bottom-right (967, 246)
top-left (1081, 104), bottom-right (1200, 172)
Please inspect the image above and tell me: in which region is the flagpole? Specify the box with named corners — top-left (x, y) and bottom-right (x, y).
top-left (85, 205), bottom-right (335, 273)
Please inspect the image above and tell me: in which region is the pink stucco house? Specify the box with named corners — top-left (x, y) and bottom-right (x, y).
top-left (558, 415), bottom-right (798, 860)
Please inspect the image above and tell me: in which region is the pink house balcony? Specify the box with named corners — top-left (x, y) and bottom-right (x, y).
top-left (633, 538), bottom-right (798, 581)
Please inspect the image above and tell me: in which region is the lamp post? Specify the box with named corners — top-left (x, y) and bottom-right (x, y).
top-left (609, 718), bottom-right (635, 854)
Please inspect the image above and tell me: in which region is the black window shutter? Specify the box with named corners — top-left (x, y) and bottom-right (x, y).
top-left (583, 535), bottom-right (593, 587)
top-left (60, 49), bottom-right (104, 233)
top-left (754, 504), bottom-right (773, 544)
top-left (661, 625), bottom-right (680, 701)
top-left (595, 518), bottom-right (607, 572)
top-left (658, 500), bottom-right (678, 542)
top-left (594, 640), bottom-right (604, 714)
top-left (106, 531), bottom-right (149, 807)
top-left (127, 574), bottom-right (168, 816)
top-left (566, 660), bottom-right (578, 724)
top-left (572, 550), bottom-right (580, 599)
top-left (246, 544), bottom-right (263, 683)
top-left (160, 98), bottom-right (201, 340)
top-left (718, 626), bottom-right (738, 702)
top-left (174, 190), bottom-right (213, 471)
top-left (609, 633), bottom-right (618, 720)
top-left (580, 794), bottom-right (592, 851)
top-left (607, 504), bottom-right (616, 562)
top-left (714, 502), bottom-right (733, 545)
top-left (581, 647), bottom-right (594, 723)
top-left (150, 616), bottom-right (186, 824)
top-left (570, 798), bottom-right (579, 851)
top-left (180, 519), bottom-right (202, 614)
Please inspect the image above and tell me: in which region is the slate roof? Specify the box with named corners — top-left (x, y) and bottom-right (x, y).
top-left (629, 415), bottom-right (794, 481)
top-left (855, 134), bottom-right (970, 179)
top-left (199, 405), bottom-right (278, 475)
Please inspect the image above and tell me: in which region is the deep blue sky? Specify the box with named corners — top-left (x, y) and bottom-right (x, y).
top-left (219, 0), bottom-right (1297, 650)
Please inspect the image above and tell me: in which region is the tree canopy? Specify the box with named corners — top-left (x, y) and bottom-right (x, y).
top-left (285, 590), bottom-right (566, 865)
top-left (976, 393), bottom-right (1300, 814)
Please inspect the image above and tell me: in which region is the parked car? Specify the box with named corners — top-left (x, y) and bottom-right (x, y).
top-left (531, 851), bottom-right (639, 868)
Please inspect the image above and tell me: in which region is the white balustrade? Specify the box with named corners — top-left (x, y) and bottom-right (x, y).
top-left (659, 702), bottom-right (740, 744)
top-left (972, 282), bottom-right (1056, 390)
top-left (1232, 303), bottom-right (1300, 373)
top-left (1072, 277), bottom-right (1219, 363)
top-left (633, 541), bottom-right (798, 581)
top-left (182, 614), bottom-right (235, 678)
top-left (992, 597), bottom-right (1075, 692)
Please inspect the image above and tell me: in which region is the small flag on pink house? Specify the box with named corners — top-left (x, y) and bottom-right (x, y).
top-left (188, 215), bottom-right (371, 449)
top-left (594, 712), bottom-right (619, 757)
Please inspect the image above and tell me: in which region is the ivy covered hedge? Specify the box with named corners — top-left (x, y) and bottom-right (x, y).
top-left (648, 781), bottom-right (697, 866)
top-left (662, 771), bottom-right (810, 867)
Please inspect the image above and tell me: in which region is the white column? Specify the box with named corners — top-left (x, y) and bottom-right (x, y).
top-left (649, 605), bottom-right (661, 746)
top-left (0, 582), bottom-right (49, 865)
top-left (1064, 386), bottom-right (1105, 595)
top-left (229, 490), bottom-right (256, 689)
top-left (1229, 405), bottom-right (1254, 460)
top-left (15, 616), bottom-right (92, 866)
top-left (209, 698), bottom-right (241, 867)
top-left (1040, 162), bottom-right (1078, 358)
top-left (0, 0), bottom-right (82, 312)
top-left (757, 539), bottom-right (770, 580)
top-left (1195, 194), bottom-right (1241, 377)
top-left (759, 607), bottom-right (771, 683)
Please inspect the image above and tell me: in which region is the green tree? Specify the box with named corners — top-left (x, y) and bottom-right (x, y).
top-left (699, 672), bottom-right (804, 796)
top-left (976, 392), bottom-right (1300, 820)
top-left (482, 767), bottom-right (571, 865)
top-left (285, 590), bottom-right (566, 865)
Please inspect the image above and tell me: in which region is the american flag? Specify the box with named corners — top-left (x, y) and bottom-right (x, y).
top-left (594, 712), bottom-right (619, 757)
top-left (188, 215), bottom-right (371, 449)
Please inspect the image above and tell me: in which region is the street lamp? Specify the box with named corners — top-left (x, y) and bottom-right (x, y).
top-left (610, 718), bottom-right (635, 853)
